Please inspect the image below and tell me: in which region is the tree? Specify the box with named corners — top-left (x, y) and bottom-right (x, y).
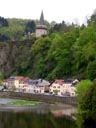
top-left (86, 61), bottom-right (96, 80)
top-left (76, 80), bottom-right (96, 128)
top-left (30, 37), bottom-right (51, 78)
top-left (53, 89), bottom-right (59, 95)
top-left (25, 20), bottom-right (36, 33)
top-left (76, 80), bottom-right (92, 101)
top-left (72, 25), bottom-right (96, 79)
top-left (87, 9), bottom-right (96, 28)
top-left (0, 72), bottom-right (4, 85)
top-left (0, 16), bottom-right (9, 27)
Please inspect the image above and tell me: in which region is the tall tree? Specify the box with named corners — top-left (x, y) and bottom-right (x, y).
top-left (25, 20), bottom-right (36, 33)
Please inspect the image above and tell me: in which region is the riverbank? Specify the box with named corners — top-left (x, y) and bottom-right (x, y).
top-left (0, 91), bottom-right (77, 105)
top-left (0, 97), bottom-right (77, 120)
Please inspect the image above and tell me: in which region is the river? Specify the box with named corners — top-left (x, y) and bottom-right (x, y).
top-left (0, 98), bottom-right (77, 128)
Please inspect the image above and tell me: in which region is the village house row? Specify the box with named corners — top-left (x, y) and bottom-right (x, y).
top-left (2, 76), bottom-right (79, 96)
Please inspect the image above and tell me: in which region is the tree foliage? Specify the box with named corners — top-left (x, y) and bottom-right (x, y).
top-left (0, 16), bottom-right (9, 27)
top-left (25, 20), bottom-right (36, 33)
top-left (76, 80), bottom-right (96, 128)
top-left (0, 72), bottom-right (4, 85)
top-left (0, 10), bottom-right (96, 80)
top-left (76, 80), bottom-right (92, 101)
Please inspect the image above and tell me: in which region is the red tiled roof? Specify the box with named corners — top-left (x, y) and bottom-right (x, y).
top-left (15, 76), bottom-right (29, 82)
top-left (15, 76), bottom-right (24, 81)
top-left (22, 77), bottom-right (29, 82)
top-left (55, 80), bottom-right (64, 85)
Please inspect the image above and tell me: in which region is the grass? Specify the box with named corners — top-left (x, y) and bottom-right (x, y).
top-left (8, 100), bottom-right (40, 106)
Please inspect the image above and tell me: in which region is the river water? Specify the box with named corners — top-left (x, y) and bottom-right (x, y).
top-left (0, 98), bottom-right (77, 128)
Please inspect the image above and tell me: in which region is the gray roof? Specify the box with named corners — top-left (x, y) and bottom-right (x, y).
top-left (8, 76), bottom-right (16, 81)
top-left (40, 11), bottom-right (45, 25)
top-left (27, 79), bottom-right (50, 86)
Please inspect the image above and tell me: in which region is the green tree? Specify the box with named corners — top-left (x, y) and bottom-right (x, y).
top-left (30, 37), bottom-right (51, 78)
top-left (86, 61), bottom-right (96, 80)
top-left (53, 89), bottom-right (59, 95)
top-left (87, 9), bottom-right (96, 28)
top-left (76, 80), bottom-right (92, 101)
top-left (76, 79), bottom-right (92, 128)
top-left (76, 80), bottom-right (96, 128)
top-left (25, 20), bottom-right (36, 33)
top-left (72, 25), bottom-right (96, 79)
top-left (0, 72), bottom-right (4, 85)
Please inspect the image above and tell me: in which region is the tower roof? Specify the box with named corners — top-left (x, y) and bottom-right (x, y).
top-left (40, 10), bottom-right (45, 25)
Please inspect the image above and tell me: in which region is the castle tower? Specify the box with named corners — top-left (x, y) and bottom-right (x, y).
top-left (40, 11), bottom-right (45, 25)
top-left (36, 11), bottom-right (47, 37)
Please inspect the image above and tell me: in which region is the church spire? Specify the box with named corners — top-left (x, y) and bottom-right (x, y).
top-left (40, 10), bottom-right (45, 25)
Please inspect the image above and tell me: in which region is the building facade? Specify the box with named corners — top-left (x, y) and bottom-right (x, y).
top-left (50, 79), bottom-right (79, 96)
top-left (36, 11), bottom-right (47, 37)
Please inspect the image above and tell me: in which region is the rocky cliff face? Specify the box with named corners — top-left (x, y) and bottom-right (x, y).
top-left (0, 43), bottom-right (11, 73)
top-left (0, 40), bottom-right (33, 77)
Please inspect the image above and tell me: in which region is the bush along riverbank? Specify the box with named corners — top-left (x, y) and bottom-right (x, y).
top-left (76, 80), bottom-right (96, 128)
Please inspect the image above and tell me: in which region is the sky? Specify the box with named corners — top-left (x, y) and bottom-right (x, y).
top-left (0, 0), bottom-right (96, 25)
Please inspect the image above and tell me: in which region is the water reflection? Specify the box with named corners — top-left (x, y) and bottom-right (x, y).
top-left (0, 111), bottom-right (76, 128)
top-left (0, 98), bottom-right (77, 128)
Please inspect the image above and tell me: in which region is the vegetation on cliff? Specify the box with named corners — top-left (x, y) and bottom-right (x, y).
top-left (0, 10), bottom-right (96, 80)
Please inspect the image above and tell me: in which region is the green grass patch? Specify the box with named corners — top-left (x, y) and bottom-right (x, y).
top-left (8, 100), bottom-right (40, 106)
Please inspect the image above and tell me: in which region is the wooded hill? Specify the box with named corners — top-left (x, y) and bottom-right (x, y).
top-left (0, 10), bottom-right (96, 80)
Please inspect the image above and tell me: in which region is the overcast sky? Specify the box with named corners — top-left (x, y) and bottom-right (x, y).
top-left (0, 0), bottom-right (96, 25)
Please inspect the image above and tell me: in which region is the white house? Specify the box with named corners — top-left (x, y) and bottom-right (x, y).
top-left (49, 80), bottom-right (64, 95)
top-left (50, 79), bottom-right (79, 96)
top-left (34, 79), bottom-right (50, 94)
top-left (23, 79), bottom-right (50, 94)
top-left (63, 79), bottom-right (79, 96)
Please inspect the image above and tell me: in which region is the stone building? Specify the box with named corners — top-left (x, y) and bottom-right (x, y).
top-left (36, 11), bottom-right (47, 37)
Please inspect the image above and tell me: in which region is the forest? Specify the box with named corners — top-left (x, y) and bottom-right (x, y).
top-left (0, 10), bottom-right (96, 81)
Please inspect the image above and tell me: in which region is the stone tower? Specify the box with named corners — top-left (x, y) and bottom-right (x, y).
top-left (36, 11), bottom-right (47, 37)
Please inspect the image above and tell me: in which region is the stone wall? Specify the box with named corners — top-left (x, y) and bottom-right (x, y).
top-left (0, 91), bottom-right (77, 105)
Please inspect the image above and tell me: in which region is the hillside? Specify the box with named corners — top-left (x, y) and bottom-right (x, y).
top-left (0, 11), bottom-right (96, 80)
top-left (0, 39), bottom-right (35, 77)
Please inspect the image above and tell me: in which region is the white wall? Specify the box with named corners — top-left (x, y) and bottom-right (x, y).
top-left (36, 28), bottom-right (47, 37)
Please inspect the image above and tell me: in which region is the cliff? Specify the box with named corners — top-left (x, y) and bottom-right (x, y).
top-left (0, 39), bottom-right (34, 77)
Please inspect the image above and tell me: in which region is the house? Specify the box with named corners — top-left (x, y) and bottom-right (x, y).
top-left (35, 79), bottom-right (50, 93)
top-left (24, 79), bottom-right (36, 93)
top-left (50, 79), bottom-right (79, 96)
top-left (14, 76), bottom-right (24, 89)
top-left (18, 77), bottom-right (29, 88)
top-left (2, 79), bottom-right (8, 87)
top-left (2, 76), bottom-right (16, 90)
top-left (36, 11), bottom-right (47, 37)
top-left (49, 80), bottom-right (64, 95)
top-left (24, 79), bottom-right (50, 94)
top-left (17, 77), bottom-right (29, 92)
top-left (7, 76), bottom-right (16, 90)
top-left (63, 79), bottom-right (79, 96)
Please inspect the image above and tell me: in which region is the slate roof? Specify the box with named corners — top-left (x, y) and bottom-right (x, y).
top-left (40, 10), bottom-right (45, 25)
